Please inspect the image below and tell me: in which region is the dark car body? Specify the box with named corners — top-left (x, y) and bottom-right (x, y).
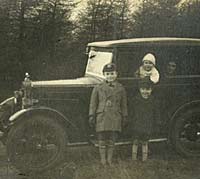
top-left (1, 37), bottom-right (200, 172)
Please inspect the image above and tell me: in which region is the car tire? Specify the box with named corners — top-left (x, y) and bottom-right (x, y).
top-left (6, 114), bottom-right (68, 173)
top-left (170, 109), bottom-right (200, 157)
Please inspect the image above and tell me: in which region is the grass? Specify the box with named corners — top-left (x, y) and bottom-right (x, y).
top-left (58, 144), bottom-right (200, 179)
top-left (0, 142), bottom-right (199, 179)
top-left (74, 159), bottom-right (199, 179)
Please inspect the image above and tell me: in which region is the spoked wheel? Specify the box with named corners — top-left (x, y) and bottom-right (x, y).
top-left (171, 109), bottom-right (200, 157)
top-left (6, 115), bottom-right (68, 173)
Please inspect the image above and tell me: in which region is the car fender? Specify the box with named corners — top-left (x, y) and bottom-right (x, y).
top-left (0, 97), bottom-right (15, 106)
top-left (9, 106), bottom-right (78, 130)
top-left (171, 100), bottom-right (200, 121)
top-left (168, 99), bottom-right (200, 138)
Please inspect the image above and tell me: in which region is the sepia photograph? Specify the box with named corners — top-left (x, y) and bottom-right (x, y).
top-left (0, 0), bottom-right (200, 178)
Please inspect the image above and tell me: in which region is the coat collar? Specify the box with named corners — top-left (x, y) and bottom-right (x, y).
top-left (135, 93), bottom-right (153, 102)
top-left (100, 81), bottom-right (122, 97)
top-left (101, 81), bottom-right (122, 89)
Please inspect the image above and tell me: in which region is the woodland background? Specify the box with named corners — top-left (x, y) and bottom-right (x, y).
top-left (0, 0), bottom-right (200, 90)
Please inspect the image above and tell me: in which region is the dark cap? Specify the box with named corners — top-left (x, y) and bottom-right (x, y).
top-left (138, 77), bottom-right (153, 88)
top-left (103, 63), bottom-right (117, 73)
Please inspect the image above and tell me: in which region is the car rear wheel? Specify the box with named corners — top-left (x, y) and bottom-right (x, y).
top-left (171, 109), bottom-right (200, 157)
top-left (6, 114), bottom-right (68, 173)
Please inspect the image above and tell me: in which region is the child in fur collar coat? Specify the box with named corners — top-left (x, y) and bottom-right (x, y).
top-left (135, 53), bottom-right (160, 84)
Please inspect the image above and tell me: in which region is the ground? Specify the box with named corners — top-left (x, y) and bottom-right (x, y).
top-left (0, 141), bottom-right (199, 179)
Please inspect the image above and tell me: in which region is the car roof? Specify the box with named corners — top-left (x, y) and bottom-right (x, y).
top-left (87, 37), bottom-right (200, 48)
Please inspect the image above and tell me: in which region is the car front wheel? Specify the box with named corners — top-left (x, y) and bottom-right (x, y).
top-left (6, 114), bottom-right (68, 173)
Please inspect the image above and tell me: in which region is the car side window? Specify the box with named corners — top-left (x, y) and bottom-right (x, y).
top-left (116, 47), bottom-right (156, 78)
top-left (116, 48), bottom-right (139, 78)
top-left (181, 46), bottom-right (200, 76)
top-left (162, 46), bottom-right (200, 77)
top-left (116, 46), bottom-right (200, 79)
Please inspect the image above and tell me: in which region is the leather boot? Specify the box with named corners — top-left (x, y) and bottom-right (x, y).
top-left (142, 142), bottom-right (148, 161)
top-left (132, 144), bottom-right (138, 160)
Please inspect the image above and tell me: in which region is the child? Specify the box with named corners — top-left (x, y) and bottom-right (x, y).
top-left (131, 78), bottom-right (159, 161)
top-left (135, 53), bottom-right (160, 84)
top-left (89, 63), bottom-right (128, 166)
top-left (164, 61), bottom-right (177, 77)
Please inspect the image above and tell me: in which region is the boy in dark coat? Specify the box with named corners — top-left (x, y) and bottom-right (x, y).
top-left (131, 78), bottom-right (159, 161)
top-left (89, 63), bottom-right (128, 166)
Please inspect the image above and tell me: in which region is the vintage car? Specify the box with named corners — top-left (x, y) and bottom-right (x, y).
top-left (0, 37), bottom-right (200, 173)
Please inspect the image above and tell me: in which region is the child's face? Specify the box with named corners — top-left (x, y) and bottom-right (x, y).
top-left (167, 62), bottom-right (176, 75)
top-left (139, 87), bottom-right (152, 99)
top-left (143, 60), bottom-right (154, 71)
top-left (104, 71), bottom-right (117, 82)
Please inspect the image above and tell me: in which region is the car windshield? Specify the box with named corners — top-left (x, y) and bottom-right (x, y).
top-left (85, 49), bottom-right (113, 78)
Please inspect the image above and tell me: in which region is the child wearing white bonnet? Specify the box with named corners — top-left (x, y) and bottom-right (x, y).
top-left (135, 53), bottom-right (160, 84)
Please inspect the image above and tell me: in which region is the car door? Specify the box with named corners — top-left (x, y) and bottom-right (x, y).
top-left (116, 44), bottom-right (200, 140)
top-left (116, 46), bottom-right (163, 139)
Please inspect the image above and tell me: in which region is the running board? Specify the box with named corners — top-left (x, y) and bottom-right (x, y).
top-left (67, 138), bottom-right (168, 147)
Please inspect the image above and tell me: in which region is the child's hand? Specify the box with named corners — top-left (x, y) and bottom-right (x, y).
top-left (89, 116), bottom-right (95, 128)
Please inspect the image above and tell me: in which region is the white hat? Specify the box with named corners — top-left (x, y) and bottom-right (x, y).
top-left (142, 53), bottom-right (156, 65)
